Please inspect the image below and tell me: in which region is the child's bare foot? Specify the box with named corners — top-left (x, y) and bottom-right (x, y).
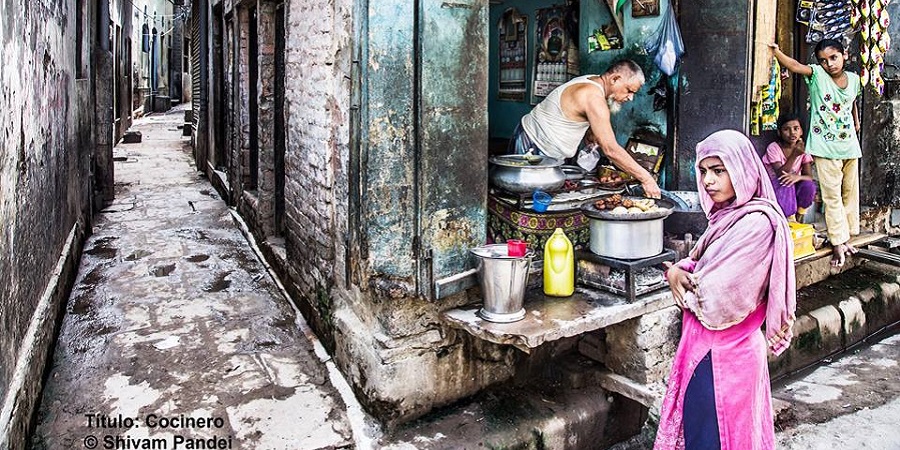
top-left (831, 243), bottom-right (858, 267)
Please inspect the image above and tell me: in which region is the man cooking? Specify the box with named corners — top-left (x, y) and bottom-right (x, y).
top-left (508, 59), bottom-right (662, 199)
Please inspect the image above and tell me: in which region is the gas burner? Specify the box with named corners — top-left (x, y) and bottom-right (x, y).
top-left (575, 249), bottom-right (677, 301)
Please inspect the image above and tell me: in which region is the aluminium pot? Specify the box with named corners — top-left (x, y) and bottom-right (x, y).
top-left (581, 198), bottom-right (675, 259)
top-left (489, 155), bottom-right (567, 193)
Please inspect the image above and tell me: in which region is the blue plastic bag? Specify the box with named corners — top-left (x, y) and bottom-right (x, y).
top-left (644, 6), bottom-right (685, 76)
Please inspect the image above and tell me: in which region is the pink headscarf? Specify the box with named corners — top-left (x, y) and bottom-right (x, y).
top-left (677, 130), bottom-right (797, 355)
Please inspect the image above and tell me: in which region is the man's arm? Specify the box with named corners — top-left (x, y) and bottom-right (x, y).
top-left (583, 96), bottom-right (661, 198)
top-left (769, 43), bottom-right (813, 77)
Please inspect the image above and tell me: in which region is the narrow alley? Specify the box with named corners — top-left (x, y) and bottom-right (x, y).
top-left (29, 108), bottom-right (362, 450)
top-left (5, 0), bottom-right (900, 449)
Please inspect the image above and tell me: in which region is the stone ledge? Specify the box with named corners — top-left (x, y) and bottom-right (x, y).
top-left (794, 232), bottom-right (886, 290)
top-left (442, 287), bottom-right (673, 353)
top-left (597, 371), bottom-right (665, 410)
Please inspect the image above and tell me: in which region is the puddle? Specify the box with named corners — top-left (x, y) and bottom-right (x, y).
top-left (70, 295), bottom-right (93, 315)
top-left (80, 266), bottom-right (107, 286)
top-left (150, 263), bottom-right (176, 277)
top-left (125, 249), bottom-right (153, 261)
top-left (203, 271), bottom-right (233, 292)
top-left (175, 228), bottom-right (208, 241)
top-left (186, 254), bottom-right (210, 263)
top-left (95, 325), bottom-right (118, 336)
top-left (271, 316), bottom-right (294, 331)
top-left (85, 237), bottom-right (119, 259)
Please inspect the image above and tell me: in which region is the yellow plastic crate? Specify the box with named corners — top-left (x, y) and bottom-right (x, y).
top-left (789, 222), bottom-right (816, 260)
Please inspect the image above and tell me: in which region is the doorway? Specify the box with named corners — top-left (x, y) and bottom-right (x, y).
top-left (212, 4), bottom-right (227, 171)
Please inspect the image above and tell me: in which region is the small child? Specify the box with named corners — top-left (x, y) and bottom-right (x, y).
top-left (771, 38), bottom-right (861, 267)
top-left (763, 113), bottom-right (817, 222)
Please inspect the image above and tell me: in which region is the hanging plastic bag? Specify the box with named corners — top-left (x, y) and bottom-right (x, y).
top-left (644, 6), bottom-right (685, 76)
top-left (576, 143), bottom-right (602, 172)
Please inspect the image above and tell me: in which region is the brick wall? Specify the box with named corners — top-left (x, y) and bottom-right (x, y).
top-left (0, 1), bottom-right (95, 446)
top-left (281, 0), bottom-right (352, 332)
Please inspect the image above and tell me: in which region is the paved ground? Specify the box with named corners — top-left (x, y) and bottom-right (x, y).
top-left (30, 108), bottom-right (360, 450)
top-left (774, 330), bottom-right (900, 449)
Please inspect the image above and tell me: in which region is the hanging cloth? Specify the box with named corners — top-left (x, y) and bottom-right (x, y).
top-left (856, 0), bottom-right (892, 95)
top-left (644, 6), bottom-right (685, 76)
top-left (750, 58), bottom-right (782, 135)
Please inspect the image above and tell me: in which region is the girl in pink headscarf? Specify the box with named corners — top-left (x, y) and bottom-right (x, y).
top-left (654, 130), bottom-right (796, 450)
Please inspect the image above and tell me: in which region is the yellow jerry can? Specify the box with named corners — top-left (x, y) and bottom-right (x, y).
top-left (543, 228), bottom-right (575, 297)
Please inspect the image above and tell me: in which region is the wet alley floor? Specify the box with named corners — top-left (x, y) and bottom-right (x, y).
top-left (30, 107), bottom-right (361, 449)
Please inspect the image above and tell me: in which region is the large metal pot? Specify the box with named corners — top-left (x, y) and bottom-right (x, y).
top-left (581, 198), bottom-right (675, 259)
top-left (489, 155), bottom-right (567, 193)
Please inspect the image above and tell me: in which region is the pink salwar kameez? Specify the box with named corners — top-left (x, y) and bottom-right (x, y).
top-left (654, 130), bottom-right (797, 450)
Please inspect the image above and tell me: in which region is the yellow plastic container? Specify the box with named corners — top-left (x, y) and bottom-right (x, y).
top-left (789, 222), bottom-right (816, 260)
top-left (543, 228), bottom-right (575, 296)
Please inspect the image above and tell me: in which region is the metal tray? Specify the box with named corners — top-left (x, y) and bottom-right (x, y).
top-left (581, 195), bottom-right (675, 221)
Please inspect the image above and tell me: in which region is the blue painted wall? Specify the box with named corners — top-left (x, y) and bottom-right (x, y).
top-left (580, 0), bottom-right (670, 145)
top-left (488, 0), bottom-right (672, 145)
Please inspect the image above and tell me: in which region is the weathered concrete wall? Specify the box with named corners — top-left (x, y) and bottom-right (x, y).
top-left (0, 0), bottom-right (95, 446)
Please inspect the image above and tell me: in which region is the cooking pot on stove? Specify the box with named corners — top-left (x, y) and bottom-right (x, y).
top-left (489, 155), bottom-right (567, 193)
top-left (581, 196), bottom-right (675, 259)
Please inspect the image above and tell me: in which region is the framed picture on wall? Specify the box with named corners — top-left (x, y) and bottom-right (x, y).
top-left (632, 0), bottom-right (660, 17)
top-left (498, 8), bottom-right (528, 102)
top-left (531, 4), bottom-right (578, 105)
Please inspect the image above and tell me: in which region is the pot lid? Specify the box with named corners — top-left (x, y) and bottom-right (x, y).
top-left (581, 196), bottom-right (675, 221)
top-left (489, 154), bottom-right (563, 169)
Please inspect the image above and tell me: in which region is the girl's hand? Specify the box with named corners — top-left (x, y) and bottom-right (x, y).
top-left (664, 262), bottom-right (697, 308)
top-left (779, 172), bottom-right (801, 186)
top-left (768, 43), bottom-right (780, 51)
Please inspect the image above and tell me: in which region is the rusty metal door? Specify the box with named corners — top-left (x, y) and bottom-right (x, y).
top-left (416, 0), bottom-right (488, 299)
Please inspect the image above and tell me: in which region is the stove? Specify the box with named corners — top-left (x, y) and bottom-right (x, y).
top-left (575, 249), bottom-right (677, 301)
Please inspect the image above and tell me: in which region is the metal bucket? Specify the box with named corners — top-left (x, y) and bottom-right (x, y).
top-left (471, 244), bottom-right (535, 323)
